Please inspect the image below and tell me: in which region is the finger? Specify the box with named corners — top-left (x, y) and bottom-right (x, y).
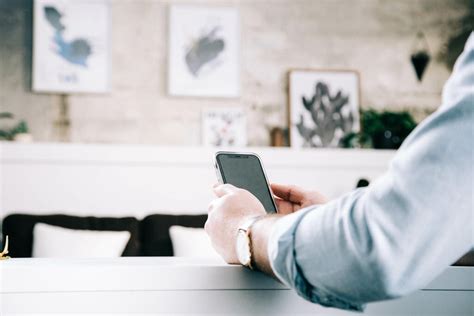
top-left (271, 183), bottom-right (306, 203)
top-left (213, 183), bottom-right (238, 197)
top-left (274, 199), bottom-right (292, 215)
top-left (274, 197), bottom-right (296, 215)
top-left (204, 218), bottom-right (210, 233)
top-left (207, 200), bottom-right (218, 213)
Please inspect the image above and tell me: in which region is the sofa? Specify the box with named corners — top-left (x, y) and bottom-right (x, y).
top-left (2, 213), bottom-right (207, 257)
top-left (2, 213), bottom-right (473, 265)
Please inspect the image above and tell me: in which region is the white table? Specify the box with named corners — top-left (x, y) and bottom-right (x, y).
top-left (1, 257), bottom-right (472, 315)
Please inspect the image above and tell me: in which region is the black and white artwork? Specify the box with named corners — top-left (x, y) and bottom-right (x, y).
top-left (168, 5), bottom-right (240, 97)
top-left (289, 70), bottom-right (360, 148)
top-left (33, 0), bottom-right (110, 93)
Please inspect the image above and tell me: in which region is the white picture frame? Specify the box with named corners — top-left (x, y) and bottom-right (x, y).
top-left (202, 108), bottom-right (246, 147)
top-left (33, 0), bottom-right (110, 93)
top-left (289, 70), bottom-right (360, 148)
top-left (168, 5), bottom-right (240, 98)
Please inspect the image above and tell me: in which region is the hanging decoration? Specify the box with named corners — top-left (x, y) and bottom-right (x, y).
top-left (410, 31), bottom-right (431, 82)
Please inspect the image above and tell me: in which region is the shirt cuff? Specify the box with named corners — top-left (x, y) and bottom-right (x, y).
top-left (268, 207), bottom-right (364, 312)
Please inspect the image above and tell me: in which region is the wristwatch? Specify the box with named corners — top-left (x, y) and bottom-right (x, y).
top-left (236, 215), bottom-right (264, 269)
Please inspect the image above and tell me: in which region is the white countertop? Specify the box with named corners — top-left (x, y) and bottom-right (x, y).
top-left (1, 257), bottom-right (472, 315)
top-left (1, 257), bottom-right (286, 293)
top-left (1, 257), bottom-right (472, 293)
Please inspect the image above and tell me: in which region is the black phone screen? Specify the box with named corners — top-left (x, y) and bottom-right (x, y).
top-left (216, 153), bottom-right (277, 213)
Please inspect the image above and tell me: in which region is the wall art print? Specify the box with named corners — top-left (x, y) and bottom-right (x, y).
top-left (33, 0), bottom-right (110, 93)
top-left (168, 5), bottom-right (240, 97)
top-left (289, 70), bottom-right (360, 148)
top-left (202, 108), bottom-right (246, 147)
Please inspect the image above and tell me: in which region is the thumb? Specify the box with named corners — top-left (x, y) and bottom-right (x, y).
top-left (213, 183), bottom-right (238, 197)
top-left (271, 183), bottom-right (306, 203)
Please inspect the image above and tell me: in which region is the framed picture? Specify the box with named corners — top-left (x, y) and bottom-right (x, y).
top-left (202, 108), bottom-right (246, 147)
top-left (288, 70), bottom-right (360, 148)
top-left (168, 5), bottom-right (240, 98)
top-left (33, 0), bottom-right (110, 93)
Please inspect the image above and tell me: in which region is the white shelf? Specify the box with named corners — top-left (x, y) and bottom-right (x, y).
top-left (0, 142), bottom-right (396, 217)
top-left (0, 141), bottom-right (396, 166)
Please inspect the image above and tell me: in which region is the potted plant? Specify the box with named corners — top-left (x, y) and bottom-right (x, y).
top-left (0, 112), bottom-right (33, 142)
top-left (342, 109), bottom-right (417, 149)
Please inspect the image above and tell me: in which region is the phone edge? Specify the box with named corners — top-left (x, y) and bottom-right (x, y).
top-left (213, 151), bottom-right (279, 214)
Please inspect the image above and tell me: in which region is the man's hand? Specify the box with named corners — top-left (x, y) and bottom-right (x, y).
top-left (271, 183), bottom-right (328, 214)
top-left (206, 184), bottom-right (266, 264)
top-left (206, 183), bottom-right (328, 265)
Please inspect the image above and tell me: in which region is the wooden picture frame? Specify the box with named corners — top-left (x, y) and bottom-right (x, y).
top-left (287, 69), bottom-right (361, 148)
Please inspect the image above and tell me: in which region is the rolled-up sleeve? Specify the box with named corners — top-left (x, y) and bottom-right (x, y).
top-left (268, 197), bottom-right (367, 311)
top-left (268, 33), bottom-right (474, 311)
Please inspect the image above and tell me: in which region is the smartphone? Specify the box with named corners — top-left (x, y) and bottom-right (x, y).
top-left (214, 151), bottom-right (278, 213)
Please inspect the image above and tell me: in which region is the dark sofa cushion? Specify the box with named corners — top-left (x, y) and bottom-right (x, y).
top-left (453, 251), bottom-right (474, 266)
top-left (2, 214), bottom-right (141, 257)
top-left (141, 214), bottom-right (207, 256)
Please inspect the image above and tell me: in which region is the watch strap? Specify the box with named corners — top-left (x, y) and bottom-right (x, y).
top-left (238, 215), bottom-right (265, 269)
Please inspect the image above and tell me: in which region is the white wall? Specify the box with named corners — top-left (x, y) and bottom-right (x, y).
top-left (0, 0), bottom-right (468, 145)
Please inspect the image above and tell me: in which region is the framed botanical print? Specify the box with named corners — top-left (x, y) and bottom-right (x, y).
top-left (202, 108), bottom-right (246, 147)
top-left (288, 69), bottom-right (360, 148)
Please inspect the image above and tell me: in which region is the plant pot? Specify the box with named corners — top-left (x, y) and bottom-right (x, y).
top-left (372, 130), bottom-right (402, 149)
top-left (13, 133), bottom-right (33, 143)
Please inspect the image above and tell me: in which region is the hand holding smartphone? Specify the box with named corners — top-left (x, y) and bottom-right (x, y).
top-left (214, 151), bottom-right (278, 213)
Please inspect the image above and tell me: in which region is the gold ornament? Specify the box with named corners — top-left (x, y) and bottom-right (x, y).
top-left (0, 236), bottom-right (10, 260)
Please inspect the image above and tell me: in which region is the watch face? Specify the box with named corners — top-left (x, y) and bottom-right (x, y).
top-left (236, 230), bottom-right (251, 266)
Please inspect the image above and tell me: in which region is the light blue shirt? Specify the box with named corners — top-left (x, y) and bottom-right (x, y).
top-left (268, 33), bottom-right (474, 311)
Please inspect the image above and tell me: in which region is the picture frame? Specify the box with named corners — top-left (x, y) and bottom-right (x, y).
top-left (201, 108), bottom-right (246, 147)
top-left (32, 0), bottom-right (110, 93)
top-left (168, 5), bottom-right (240, 98)
top-left (288, 69), bottom-right (360, 148)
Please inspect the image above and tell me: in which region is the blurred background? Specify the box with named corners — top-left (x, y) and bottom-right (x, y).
top-left (1, 0), bottom-right (472, 146)
top-left (1, 3), bottom-right (473, 314)
top-left (0, 0), bottom-right (473, 261)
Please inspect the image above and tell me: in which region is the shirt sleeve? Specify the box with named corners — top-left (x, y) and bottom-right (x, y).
top-left (268, 32), bottom-right (474, 311)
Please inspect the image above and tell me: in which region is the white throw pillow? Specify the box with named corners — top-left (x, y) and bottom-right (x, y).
top-left (169, 226), bottom-right (224, 262)
top-left (32, 223), bottom-right (131, 258)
